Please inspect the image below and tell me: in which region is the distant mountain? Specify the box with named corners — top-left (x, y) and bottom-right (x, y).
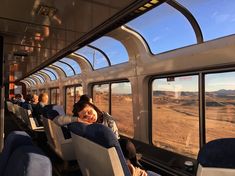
top-left (213, 89), bottom-right (235, 95)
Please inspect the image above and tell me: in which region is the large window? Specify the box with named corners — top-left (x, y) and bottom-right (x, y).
top-left (65, 85), bottom-right (83, 115)
top-left (93, 81), bottom-right (134, 137)
top-left (205, 71), bottom-right (235, 142)
top-left (126, 3), bottom-right (196, 54)
top-left (93, 84), bottom-right (109, 113)
top-left (50, 88), bottom-right (60, 105)
top-left (152, 75), bottom-right (199, 158)
top-left (111, 82), bottom-right (133, 137)
top-left (177, 0), bottom-right (235, 41)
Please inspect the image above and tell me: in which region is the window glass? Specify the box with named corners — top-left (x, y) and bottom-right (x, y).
top-left (41, 69), bottom-right (56, 80)
top-left (53, 61), bottom-right (74, 77)
top-left (33, 75), bottom-right (45, 83)
top-left (39, 89), bottom-right (46, 94)
top-left (111, 82), bottom-right (133, 137)
top-left (66, 87), bottom-right (75, 115)
top-left (26, 78), bottom-right (36, 85)
top-left (205, 72), bottom-right (235, 142)
top-left (177, 0), bottom-right (235, 41)
top-left (75, 46), bottom-right (109, 69)
top-left (75, 86), bottom-right (83, 102)
top-left (90, 36), bottom-right (129, 65)
top-left (152, 75), bottom-right (199, 158)
top-left (50, 88), bottom-right (60, 104)
top-left (60, 58), bottom-right (81, 74)
top-left (93, 84), bottom-right (109, 113)
top-left (126, 3), bottom-right (196, 54)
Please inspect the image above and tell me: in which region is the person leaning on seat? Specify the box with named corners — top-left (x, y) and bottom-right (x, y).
top-left (47, 94), bottom-right (120, 139)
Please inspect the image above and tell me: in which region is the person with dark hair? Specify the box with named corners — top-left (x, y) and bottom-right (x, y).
top-left (21, 94), bottom-right (33, 111)
top-left (32, 93), bottom-right (49, 126)
top-left (119, 139), bottom-right (159, 176)
top-left (49, 95), bottom-right (120, 139)
top-left (72, 94), bottom-right (92, 117)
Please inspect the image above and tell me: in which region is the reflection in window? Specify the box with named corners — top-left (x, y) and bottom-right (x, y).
top-left (90, 36), bottom-right (129, 65)
top-left (65, 86), bottom-right (83, 115)
top-left (177, 0), bottom-right (235, 41)
top-left (75, 46), bottom-right (109, 69)
top-left (126, 3), bottom-right (196, 54)
top-left (205, 72), bottom-right (235, 142)
top-left (111, 82), bottom-right (133, 137)
top-left (152, 75), bottom-right (199, 158)
top-left (50, 88), bottom-right (60, 104)
top-left (53, 61), bottom-right (74, 77)
top-left (93, 84), bottom-right (109, 113)
top-left (61, 58), bottom-right (81, 74)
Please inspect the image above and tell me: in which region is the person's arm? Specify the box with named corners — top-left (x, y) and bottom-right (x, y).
top-left (103, 112), bottom-right (120, 139)
top-left (52, 115), bottom-right (78, 126)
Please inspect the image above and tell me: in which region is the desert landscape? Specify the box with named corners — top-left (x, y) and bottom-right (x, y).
top-left (65, 87), bottom-right (235, 159)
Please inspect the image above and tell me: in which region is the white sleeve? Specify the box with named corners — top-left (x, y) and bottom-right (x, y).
top-left (52, 115), bottom-right (78, 126)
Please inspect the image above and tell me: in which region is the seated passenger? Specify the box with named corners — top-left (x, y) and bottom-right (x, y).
top-left (32, 93), bottom-right (48, 126)
top-left (47, 96), bottom-right (120, 139)
top-left (119, 139), bottom-right (147, 176)
top-left (21, 94), bottom-right (33, 111)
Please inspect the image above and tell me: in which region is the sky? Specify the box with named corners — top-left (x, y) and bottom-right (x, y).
top-left (35, 0), bottom-right (235, 93)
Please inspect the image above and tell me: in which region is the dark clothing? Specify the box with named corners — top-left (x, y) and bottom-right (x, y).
top-left (32, 102), bottom-right (45, 126)
top-left (21, 102), bottom-right (33, 111)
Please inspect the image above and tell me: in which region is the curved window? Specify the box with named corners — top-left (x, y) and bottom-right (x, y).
top-left (36, 72), bottom-right (49, 81)
top-left (53, 61), bottom-right (74, 77)
top-left (25, 78), bottom-right (36, 85)
top-left (60, 58), bottom-right (81, 74)
top-left (32, 75), bottom-right (45, 83)
top-left (126, 3), bottom-right (196, 54)
top-left (21, 80), bottom-right (31, 87)
top-left (30, 76), bottom-right (41, 84)
top-left (90, 36), bottom-right (129, 65)
top-left (177, 0), bottom-right (235, 41)
top-left (41, 69), bottom-right (57, 80)
top-left (75, 46), bottom-right (109, 69)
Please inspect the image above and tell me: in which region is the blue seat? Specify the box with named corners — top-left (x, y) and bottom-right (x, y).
top-left (0, 131), bottom-right (52, 176)
top-left (197, 138), bottom-right (235, 176)
top-left (4, 145), bottom-right (52, 176)
top-left (0, 131), bottom-right (33, 175)
top-left (69, 122), bottom-right (131, 176)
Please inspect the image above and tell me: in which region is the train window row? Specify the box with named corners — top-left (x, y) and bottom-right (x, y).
top-left (28, 69), bottom-right (235, 160)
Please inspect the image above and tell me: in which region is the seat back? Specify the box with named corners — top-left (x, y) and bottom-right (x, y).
top-left (6, 101), bottom-right (14, 113)
top-left (0, 131), bottom-right (33, 175)
top-left (4, 145), bottom-right (52, 176)
top-left (69, 122), bottom-right (131, 176)
top-left (197, 138), bottom-right (235, 176)
top-left (42, 105), bottom-right (76, 161)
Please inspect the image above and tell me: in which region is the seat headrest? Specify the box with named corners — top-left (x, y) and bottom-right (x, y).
top-left (0, 131), bottom-right (33, 175)
top-left (198, 138), bottom-right (235, 169)
top-left (68, 122), bottom-right (87, 136)
top-left (42, 104), bottom-right (63, 120)
top-left (4, 145), bottom-right (52, 176)
top-left (85, 123), bottom-right (119, 148)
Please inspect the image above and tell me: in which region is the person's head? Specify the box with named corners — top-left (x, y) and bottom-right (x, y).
top-left (79, 94), bottom-right (92, 103)
top-left (119, 139), bottom-right (140, 168)
top-left (25, 94), bottom-right (33, 102)
top-left (32, 94), bottom-right (39, 104)
top-left (73, 100), bottom-right (103, 124)
top-left (38, 93), bottom-right (48, 105)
